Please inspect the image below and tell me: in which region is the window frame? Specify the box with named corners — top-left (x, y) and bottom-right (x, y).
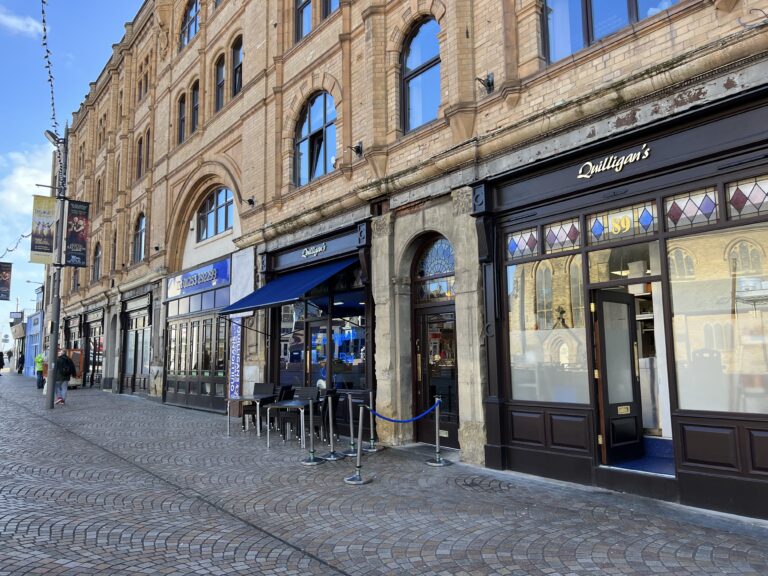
top-left (231, 37), bottom-right (243, 97)
top-left (191, 81), bottom-right (200, 133)
top-left (322, 0), bottom-right (339, 19)
top-left (136, 137), bottom-right (143, 179)
top-left (133, 213), bottom-right (146, 264)
top-left (293, 92), bottom-right (337, 187)
top-left (179, 0), bottom-right (201, 50)
top-left (401, 18), bottom-right (442, 134)
top-left (214, 55), bottom-right (225, 112)
top-left (178, 93), bottom-right (187, 144)
top-left (92, 243), bottom-right (102, 282)
top-left (196, 188), bottom-right (234, 242)
top-left (295, 0), bottom-right (312, 43)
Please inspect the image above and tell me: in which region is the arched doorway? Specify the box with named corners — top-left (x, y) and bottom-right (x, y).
top-left (412, 236), bottom-right (459, 448)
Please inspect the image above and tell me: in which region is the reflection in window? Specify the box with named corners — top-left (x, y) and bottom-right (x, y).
top-left (668, 248), bottom-right (694, 280)
top-left (294, 92), bottom-right (337, 186)
top-left (669, 223), bottom-right (768, 414)
top-left (402, 19), bottom-right (441, 132)
top-left (414, 237), bottom-right (455, 302)
top-left (191, 82), bottom-right (199, 133)
top-left (197, 188), bottom-right (234, 241)
top-left (177, 94), bottom-right (186, 144)
top-left (231, 37), bottom-right (243, 97)
top-left (133, 213), bottom-right (146, 263)
top-left (569, 258), bottom-right (584, 328)
top-left (589, 241), bottom-right (660, 283)
top-left (508, 255), bottom-right (589, 403)
top-left (296, 0), bottom-right (311, 41)
top-left (179, 0), bottom-right (200, 49)
top-left (215, 56), bottom-right (225, 112)
top-left (92, 243), bottom-right (102, 281)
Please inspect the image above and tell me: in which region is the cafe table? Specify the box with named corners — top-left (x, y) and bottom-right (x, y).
top-left (266, 398), bottom-right (311, 449)
top-left (226, 393), bottom-right (276, 437)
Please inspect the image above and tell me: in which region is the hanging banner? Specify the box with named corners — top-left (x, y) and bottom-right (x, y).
top-left (229, 320), bottom-right (241, 399)
top-left (30, 195), bottom-right (56, 264)
top-left (64, 200), bottom-right (89, 267)
top-left (0, 262), bottom-right (11, 301)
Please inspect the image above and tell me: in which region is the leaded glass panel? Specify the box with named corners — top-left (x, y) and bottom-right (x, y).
top-left (543, 218), bottom-right (580, 253)
top-left (507, 228), bottom-right (538, 260)
top-left (415, 237), bottom-right (455, 302)
top-left (587, 201), bottom-right (657, 245)
top-left (664, 187), bottom-right (718, 231)
top-left (727, 174), bottom-right (768, 221)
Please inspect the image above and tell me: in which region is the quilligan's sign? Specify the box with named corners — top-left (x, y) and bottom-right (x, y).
top-left (577, 143), bottom-right (651, 180)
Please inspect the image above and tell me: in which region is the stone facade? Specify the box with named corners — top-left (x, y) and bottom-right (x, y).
top-left (57, 0), bottom-right (768, 465)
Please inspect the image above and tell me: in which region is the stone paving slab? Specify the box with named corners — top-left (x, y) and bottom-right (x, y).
top-left (0, 371), bottom-right (766, 575)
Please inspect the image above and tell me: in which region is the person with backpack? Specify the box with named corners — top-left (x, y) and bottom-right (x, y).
top-left (54, 350), bottom-right (77, 406)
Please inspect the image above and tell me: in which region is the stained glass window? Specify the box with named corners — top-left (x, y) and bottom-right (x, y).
top-left (507, 228), bottom-right (538, 260)
top-left (727, 174), bottom-right (768, 221)
top-left (664, 187), bottom-right (718, 231)
top-left (543, 218), bottom-right (580, 253)
top-left (587, 201), bottom-right (657, 245)
top-left (415, 237), bottom-right (455, 302)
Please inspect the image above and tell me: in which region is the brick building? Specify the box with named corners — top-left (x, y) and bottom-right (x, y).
top-left (56, 0), bottom-right (768, 517)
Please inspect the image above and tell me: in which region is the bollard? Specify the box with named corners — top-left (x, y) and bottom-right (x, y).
top-left (320, 391), bottom-right (346, 461)
top-left (342, 392), bottom-right (358, 457)
top-left (301, 398), bottom-right (325, 466)
top-left (362, 389), bottom-right (382, 453)
top-left (426, 396), bottom-right (451, 467)
top-left (344, 405), bottom-right (372, 485)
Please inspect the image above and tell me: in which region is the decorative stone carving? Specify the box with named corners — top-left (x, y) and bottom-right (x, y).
top-left (371, 212), bottom-right (393, 238)
top-left (452, 187), bottom-right (473, 216)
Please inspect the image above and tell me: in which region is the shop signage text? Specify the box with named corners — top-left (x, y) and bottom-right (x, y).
top-left (302, 243), bottom-right (327, 259)
top-left (577, 144), bottom-right (651, 180)
top-left (167, 259), bottom-right (230, 300)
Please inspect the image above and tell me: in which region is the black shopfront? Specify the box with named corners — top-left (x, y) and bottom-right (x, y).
top-left (120, 291), bottom-right (152, 395)
top-left (473, 90), bottom-right (768, 518)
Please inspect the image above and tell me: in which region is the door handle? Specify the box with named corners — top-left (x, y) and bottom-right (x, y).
top-left (633, 341), bottom-right (640, 380)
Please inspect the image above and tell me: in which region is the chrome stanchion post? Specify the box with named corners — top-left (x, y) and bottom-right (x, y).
top-left (362, 389), bottom-right (382, 453)
top-left (301, 398), bottom-right (324, 466)
top-left (345, 405), bottom-right (372, 485)
top-left (320, 392), bottom-right (346, 461)
top-left (426, 396), bottom-right (450, 467)
top-left (342, 392), bottom-right (358, 457)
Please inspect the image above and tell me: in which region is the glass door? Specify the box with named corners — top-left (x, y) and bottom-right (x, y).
top-left (308, 321), bottom-right (329, 388)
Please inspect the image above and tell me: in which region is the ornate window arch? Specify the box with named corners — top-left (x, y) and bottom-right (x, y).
top-left (728, 240), bottom-right (763, 275)
top-left (669, 247), bottom-right (695, 280)
top-left (294, 92), bottom-right (337, 186)
top-left (413, 236), bottom-right (455, 302)
top-left (401, 18), bottom-right (441, 133)
top-left (197, 188), bottom-right (234, 242)
top-left (133, 213), bottom-right (146, 264)
top-left (179, 0), bottom-right (200, 49)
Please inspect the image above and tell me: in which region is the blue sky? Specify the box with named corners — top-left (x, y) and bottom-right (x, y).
top-left (0, 0), bottom-right (142, 348)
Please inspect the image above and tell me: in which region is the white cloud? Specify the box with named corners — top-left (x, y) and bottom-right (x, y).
top-left (0, 144), bottom-right (54, 216)
top-left (0, 5), bottom-right (43, 37)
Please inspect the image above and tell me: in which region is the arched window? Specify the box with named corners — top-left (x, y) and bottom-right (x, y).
top-left (294, 92), bottom-right (336, 186)
top-left (214, 56), bottom-right (225, 112)
top-left (72, 269), bottom-right (79, 291)
top-left (92, 243), bottom-right (102, 281)
top-left (669, 248), bottom-right (695, 280)
top-left (179, 0), bottom-right (200, 49)
top-left (95, 179), bottom-right (102, 209)
top-left (569, 258), bottom-right (583, 327)
top-left (402, 19), bottom-right (441, 133)
top-left (191, 81), bottom-right (200, 132)
top-left (296, 0), bottom-right (311, 42)
top-left (178, 94), bottom-right (186, 144)
top-left (145, 128), bottom-right (151, 172)
top-left (136, 137), bottom-right (143, 179)
top-left (133, 214), bottom-right (146, 264)
top-left (197, 188), bottom-right (234, 241)
top-left (414, 237), bottom-right (455, 302)
top-left (536, 264), bottom-right (553, 330)
top-left (729, 240), bottom-right (762, 275)
top-left (323, 0), bottom-right (339, 19)
top-left (231, 37), bottom-right (243, 97)
top-left (110, 231), bottom-right (117, 272)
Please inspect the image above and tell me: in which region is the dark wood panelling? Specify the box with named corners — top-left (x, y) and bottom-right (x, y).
top-left (748, 430), bottom-right (768, 473)
top-left (595, 467), bottom-right (678, 502)
top-left (550, 414), bottom-right (589, 450)
top-left (611, 417), bottom-right (638, 446)
top-left (511, 411), bottom-right (545, 445)
top-left (679, 471), bottom-right (768, 519)
top-left (681, 425), bottom-right (739, 469)
top-left (506, 445), bottom-right (593, 484)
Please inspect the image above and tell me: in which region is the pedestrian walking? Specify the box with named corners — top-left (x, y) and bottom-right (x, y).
top-left (0, 352), bottom-right (4, 375)
top-left (35, 352), bottom-right (45, 389)
top-left (17, 352), bottom-right (24, 375)
top-left (54, 351), bottom-right (77, 406)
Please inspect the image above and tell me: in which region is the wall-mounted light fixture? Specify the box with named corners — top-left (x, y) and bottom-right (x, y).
top-left (476, 72), bottom-right (494, 95)
top-left (347, 141), bottom-right (363, 158)
top-left (246, 196), bottom-right (256, 207)
top-left (153, 245), bottom-right (161, 252)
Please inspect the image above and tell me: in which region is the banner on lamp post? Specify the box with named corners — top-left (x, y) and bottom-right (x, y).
top-left (64, 200), bottom-right (89, 268)
top-left (0, 262), bottom-right (11, 301)
top-left (30, 195), bottom-right (56, 264)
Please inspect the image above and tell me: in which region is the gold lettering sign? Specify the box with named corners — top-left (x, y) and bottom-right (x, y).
top-left (617, 405), bottom-right (631, 415)
top-left (577, 144), bottom-right (651, 180)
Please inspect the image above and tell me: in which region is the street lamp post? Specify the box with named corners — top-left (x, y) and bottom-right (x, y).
top-left (44, 129), bottom-right (67, 410)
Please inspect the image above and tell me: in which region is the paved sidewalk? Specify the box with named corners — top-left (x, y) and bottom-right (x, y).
top-left (0, 371), bottom-right (766, 576)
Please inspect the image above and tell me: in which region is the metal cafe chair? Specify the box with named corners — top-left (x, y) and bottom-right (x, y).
top-left (277, 386), bottom-right (319, 442)
top-left (267, 385), bottom-right (295, 432)
top-left (241, 382), bottom-right (277, 432)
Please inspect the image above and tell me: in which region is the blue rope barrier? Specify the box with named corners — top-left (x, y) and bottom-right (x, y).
top-left (367, 400), bottom-right (441, 424)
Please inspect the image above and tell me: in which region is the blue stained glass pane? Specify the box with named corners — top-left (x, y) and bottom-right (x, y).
top-left (638, 208), bottom-right (654, 231)
top-left (700, 194), bottom-right (716, 217)
top-left (591, 218), bottom-right (605, 238)
top-left (546, 230), bottom-right (557, 247)
top-left (405, 19), bottom-right (440, 73)
top-left (508, 238), bottom-right (516, 256)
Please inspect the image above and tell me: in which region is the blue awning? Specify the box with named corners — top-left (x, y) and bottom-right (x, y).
top-left (219, 256), bottom-right (357, 315)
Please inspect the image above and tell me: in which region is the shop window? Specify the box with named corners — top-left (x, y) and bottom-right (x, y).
top-left (544, 0), bottom-right (679, 63)
top-left (589, 241), bottom-right (661, 283)
top-left (664, 187), bottom-right (718, 232)
top-left (507, 255), bottom-right (590, 404)
top-left (402, 19), bottom-right (441, 133)
top-left (569, 257), bottom-right (584, 328)
top-left (92, 243), bottom-right (102, 281)
top-left (177, 93), bottom-right (186, 144)
top-left (296, 0), bottom-right (311, 42)
top-left (197, 188), bottom-right (234, 241)
top-left (669, 223), bottom-right (768, 414)
top-left (133, 213), bottom-right (146, 263)
top-left (668, 248), bottom-right (694, 280)
top-left (231, 37), bottom-right (243, 97)
top-left (323, 0), bottom-right (339, 19)
top-left (168, 325), bottom-right (177, 373)
top-left (294, 92), bottom-right (337, 186)
top-left (414, 237), bottom-right (455, 302)
top-left (507, 228), bottom-right (538, 260)
top-left (214, 56), bottom-right (225, 112)
top-left (179, 0), bottom-right (200, 50)
top-left (202, 319), bottom-right (213, 372)
top-left (190, 81), bottom-right (200, 133)
top-left (543, 217), bottom-right (581, 253)
top-left (727, 174), bottom-right (768, 221)
top-left (587, 201), bottom-right (657, 245)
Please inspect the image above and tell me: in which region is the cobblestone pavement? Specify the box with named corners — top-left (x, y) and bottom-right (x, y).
top-left (0, 372), bottom-right (766, 575)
